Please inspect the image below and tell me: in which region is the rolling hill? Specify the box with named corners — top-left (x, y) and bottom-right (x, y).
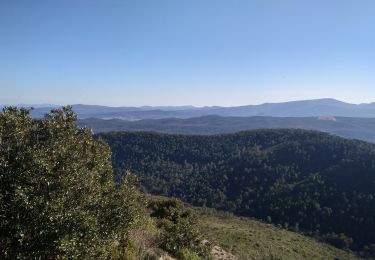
top-left (147, 195), bottom-right (359, 259)
top-left (98, 129), bottom-right (375, 255)
top-left (79, 115), bottom-right (375, 142)
top-left (195, 207), bottom-right (358, 259)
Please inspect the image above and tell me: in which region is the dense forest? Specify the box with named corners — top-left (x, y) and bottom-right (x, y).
top-left (98, 130), bottom-right (375, 255)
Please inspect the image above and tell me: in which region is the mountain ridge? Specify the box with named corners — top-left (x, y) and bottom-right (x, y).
top-left (78, 115), bottom-right (375, 143)
top-left (5, 98), bottom-right (375, 119)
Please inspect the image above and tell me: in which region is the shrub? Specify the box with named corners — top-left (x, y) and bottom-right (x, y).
top-left (0, 107), bottom-right (144, 258)
top-left (177, 249), bottom-right (201, 260)
top-left (148, 198), bottom-right (212, 259)
top-left (322, 232), bottom-right (353, 249)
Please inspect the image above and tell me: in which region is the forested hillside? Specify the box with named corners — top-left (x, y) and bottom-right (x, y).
top-left (99, 130), bottom-right (375, 255)
top-left (2, 107), bottom-right (373, 258)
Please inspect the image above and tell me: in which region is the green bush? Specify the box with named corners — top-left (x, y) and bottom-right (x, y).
top-left (0, 107), bottom-right (144, 258)
top-left (322, 232), bottom-right (353, 249)
top-left (148, 199), bottom-right (212, 259)
top-left (177, 248), bottom-right (201, 260)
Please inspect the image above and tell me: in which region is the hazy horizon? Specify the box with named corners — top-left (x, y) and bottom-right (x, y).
top-left (2, 97), bottom-right (375, 108)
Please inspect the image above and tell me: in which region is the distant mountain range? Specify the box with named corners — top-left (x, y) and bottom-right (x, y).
top-left (5, 98), bottom-right (375, 142)
top-left (5, 98), bottom-right (375, 120)
top-left (78, 116), bottom-right (375, 143)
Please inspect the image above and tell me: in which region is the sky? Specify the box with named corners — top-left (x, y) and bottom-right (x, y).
top-left (0, 0), bottom-right (374, 106)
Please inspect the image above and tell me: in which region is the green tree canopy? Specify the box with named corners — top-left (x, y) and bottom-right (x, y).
top-left (99, 130), bottom-right (375, 253)
top-left (0, 107), bottom-right (143, 259)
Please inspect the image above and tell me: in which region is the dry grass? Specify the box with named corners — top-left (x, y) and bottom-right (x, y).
top-left (195, 209), bottom-right (358, 260)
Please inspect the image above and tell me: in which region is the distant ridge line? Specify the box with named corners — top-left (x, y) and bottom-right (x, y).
top-left (11, 98), bottom-right (375, 119)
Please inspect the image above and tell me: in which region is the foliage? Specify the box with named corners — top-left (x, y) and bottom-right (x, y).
top-left (177, 249), bottom-right (201, 260)
top-left (98, 130), bottom-right (375, 254)
top-left (0, 107), bottom-right (144, 258)
top-left (148, 198), bottom-right (212, 259)
top-left (321, 233), bottom-right (353, 249)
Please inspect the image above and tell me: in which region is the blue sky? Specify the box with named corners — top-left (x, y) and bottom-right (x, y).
top-left (0, 0), bottom-right (374, 106)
